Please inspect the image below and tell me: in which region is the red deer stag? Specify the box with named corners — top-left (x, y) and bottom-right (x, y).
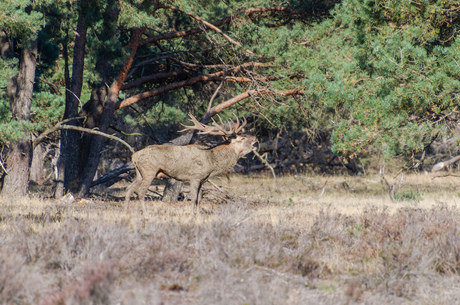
top-left (124, 114), bottom-right (257, 214)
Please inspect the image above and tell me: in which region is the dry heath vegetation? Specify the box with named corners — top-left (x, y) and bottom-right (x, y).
top-left (2, 173), bottom-right (460, 304)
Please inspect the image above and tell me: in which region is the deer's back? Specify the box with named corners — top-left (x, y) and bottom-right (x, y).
top-left (133, 144), bottom-right (217, 180)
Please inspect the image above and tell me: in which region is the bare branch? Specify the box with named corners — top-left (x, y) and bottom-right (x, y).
top-left (37, 77), bottom-right (61, 95)
top-left (252, 149), bottom-right (280, 191)
top-left (111, 27), bottom-right (147, 94)
top-left (204, 88), bottom-right (304, 120)
top-left (121, 69), bottom-right (189, 90)
top-left (140, 16), bottom-right (233, 46)
top-left (207, 77), bottom-right (225, 112)
top-left (159, 6), bottom-right (253, 54)
top-left (118, 62), bottom-right (274, 109)
top-left (33, 117), bottom-right (85, 148)
top-left (119, 73), bottom-right (222, 109)
top-left (60, 125), bottom-right (134, 154)
top-left (0, 156), bottom-right (8, 175)
top-left (91, 162), bottom-right (135, 188)
top-left (33, 118), bottom-right (134, 154)
top-left (246, 6), bottom-right (304, 17)
top-left (246, 6), bottom-right (332, 27)
top-left (432, 154), bottom-right (460, 172)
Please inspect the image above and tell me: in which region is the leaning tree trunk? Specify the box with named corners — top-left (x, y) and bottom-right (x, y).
top-left (77, 28), bottom-right (145, 198)
top-left (2, 39), bottom-right (38, 198)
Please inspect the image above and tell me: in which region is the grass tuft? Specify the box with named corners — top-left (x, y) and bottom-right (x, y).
top-left (1, 173), bottom-right (460, 303)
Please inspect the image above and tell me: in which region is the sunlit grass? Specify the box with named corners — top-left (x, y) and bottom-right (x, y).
top-left (1, 173), bottom-right (460, 304)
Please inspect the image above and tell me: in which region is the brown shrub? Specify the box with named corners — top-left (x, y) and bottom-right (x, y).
top-left (1, 196), bottom-right (460, 304)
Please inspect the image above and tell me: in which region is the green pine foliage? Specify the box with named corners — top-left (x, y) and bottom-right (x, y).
top-left (327, 0), bottom-right (460, 157)
top-left (251, 0), bottom-right (460, 158)
top-left (2, 0), bottom-right (460, 161)
top-left (0, 0), bottom-right (43, 40)
top-left (0, 0), bottom-right (45, 144)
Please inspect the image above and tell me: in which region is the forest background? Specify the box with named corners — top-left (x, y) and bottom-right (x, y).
top-left (1, 0), bottom-right (460, 199)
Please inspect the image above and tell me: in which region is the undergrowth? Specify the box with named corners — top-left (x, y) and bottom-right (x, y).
top-left (1, 196), bottom-right (460, 304)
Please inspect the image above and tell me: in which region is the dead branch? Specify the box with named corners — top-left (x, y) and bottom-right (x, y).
top-left (118, 73), bottom-right (224, 108)
top-left (37, 77), bottom-right (61, 95)
top-left (91, 162), bottom-right (135, 187)
top-left (170, 58), bottom-right (274, 71)
top-left (246, 6), bottom-right (305, 17)
top-left (204, 88), bottom-right (304, 120)
top-left (0, 156), bottom-right (7, 174)
top-left (379, 166), bottom-right (395, 202)
top-left (111, 27), bottom-right (146, 94)
top-left (433, 173), bottom-right (460, 179)
top-left (121, 69), bottom-right (190, 90)
top-left (33, 118), bottom-right (135, 154)
top-left (207, 76), bottom-right (225, 112)
top-left (118, 63), bottom-right (275, 109)
top-left (246, 6), bottom-right (302, 28)
top-left (140, 15), bottom-right (234, 46)
top-left (32, 117), bottom-right (85, 149)
top-left (159, 6), bottom-right (253, 54)
top-left (246, 6), bottom-right (332, 27)
top-left (59, 125), bottom-right (134, 154)
top-left (253, 150), bottom-right (280, 191)
top-left (432, 154), bottom-right (460, 172)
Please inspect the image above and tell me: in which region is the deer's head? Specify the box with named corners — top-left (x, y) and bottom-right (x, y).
top-left (230, 134), bottom-right (258, 157)
top-left (180, 113), bottom-right (258, 155)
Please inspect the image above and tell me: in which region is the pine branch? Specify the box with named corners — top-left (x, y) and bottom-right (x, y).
top-left (118, 63), bottom-right (275, 109)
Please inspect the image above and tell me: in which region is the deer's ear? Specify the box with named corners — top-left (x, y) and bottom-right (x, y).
top-left (231, 136), bottom-right (243, 143)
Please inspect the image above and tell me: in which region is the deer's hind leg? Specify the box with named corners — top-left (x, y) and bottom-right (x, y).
top-left (125, 167), bottom-right (143, 213)
top-left (189, 179), bottom-right (204, 209)
top-left (135, 168), bottom-right (159, 216)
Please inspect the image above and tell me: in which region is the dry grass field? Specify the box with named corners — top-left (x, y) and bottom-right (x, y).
top-left (2, 172), bottom-right (460, 304)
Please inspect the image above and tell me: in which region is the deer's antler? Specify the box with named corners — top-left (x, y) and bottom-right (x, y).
top-left (179, 113), bottom-right (247, 136)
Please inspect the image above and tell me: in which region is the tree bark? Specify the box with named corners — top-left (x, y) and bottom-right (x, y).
top-left (61, 5), bottom-right (88, 193)
top-left (0, 30), bottom-right (13, 58)
top-left (30, 135), bottom-right (44, 183)
top-left (76, 83), bottom-right (108, 187)
top-left (77, 28), bottom-right (145, 197)
top-left (162, 179), bottom-right (184, 202)
top-left (2, 39), bottom-right (38, 198)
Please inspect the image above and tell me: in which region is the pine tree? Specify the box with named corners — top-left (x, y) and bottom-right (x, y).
top-left (0, 1), bottom-right (43, 197)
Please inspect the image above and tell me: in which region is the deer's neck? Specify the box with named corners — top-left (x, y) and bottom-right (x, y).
top-left (209, 144), bottom-right (239, 175)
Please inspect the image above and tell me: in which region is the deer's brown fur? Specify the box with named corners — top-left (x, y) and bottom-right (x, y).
top-left (124, 134), bottom-right (257, 214)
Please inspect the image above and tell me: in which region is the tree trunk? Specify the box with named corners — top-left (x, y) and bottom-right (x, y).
top-left (30, 135), bottom-right (44, 183)
top-left (0, 30), bottom-right (13, 58)
top-left (54, 141), bottom-right (64, 198)
top-left (76, 83), bottom-right (107, 185)
top-left (163, 179), bottom-right (184, 202)
top-left (77, 28), bottom-right (145, 197)
top-left (3, 140), bottom-right (33, 197)
top-left (2, 39), bottom-right (38, 198)
top-left (61, 4), bottom-right (87, 194)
